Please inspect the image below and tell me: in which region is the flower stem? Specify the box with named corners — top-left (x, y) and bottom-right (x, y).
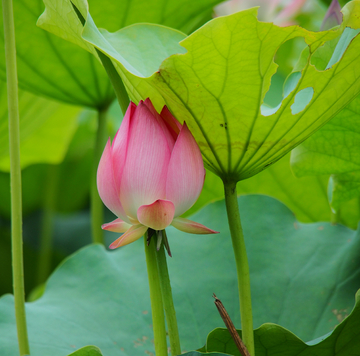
top-left (2, 0), bottom-right (30, 354)
top-left (144, 236), bottom-right (168, 356)
top-left (90, 108), bottom-right (108, 244)
top-left (156, 242), bottom-right (181, 356)
top-left (37, 164), bottom-right (59, 285)
top-left (223, 181), bottom-right (254, 356)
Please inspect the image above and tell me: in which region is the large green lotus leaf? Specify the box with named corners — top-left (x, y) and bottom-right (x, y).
top-left (39, 0), bottom-right (360, 181)
top-left (291, 93), bottom-right (360, 213)
top-left (0, 0), bottom-right (221, 107)
top-left (200, 298), bottom-right (360, 356)
top-left (0, 80), bottom-right (80, 171)
top-left (1, 195), bottom-right (359, 355)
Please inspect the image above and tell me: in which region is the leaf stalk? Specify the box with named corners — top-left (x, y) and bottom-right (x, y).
top-left (90, 107), bottom-right (108, 244)
top-left (144, 236), bottom-right (168, 356)
top-left (223, 181), bottom-right (255, 356)
top-left (156, 241), bottom-right (181, 355)
top-left (2, 0), bottom-right (30, 353)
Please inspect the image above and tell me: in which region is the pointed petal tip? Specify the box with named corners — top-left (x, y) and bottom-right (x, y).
top-left (101, 218), bottom-right (132, 233)
top-left (108, 225), bottom-right (148, 249)
top-left (171, 217), bottom-right (219, 235)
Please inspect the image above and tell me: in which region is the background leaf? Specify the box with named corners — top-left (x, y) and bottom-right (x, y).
top-left (0, 80), bottom-right (81, 171)
top-left (292, 94), bottom-right (360, 214)
top-left (188, 152), bottom-right (360, 228)
top-left (0, 0), bottom-right (112, 108)
top-left (185, 157), bottom-right (331, 222)
top-left (0, 195), bottom-right (359, 355)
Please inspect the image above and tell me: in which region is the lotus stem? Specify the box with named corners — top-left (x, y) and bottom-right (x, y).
top-left (156, 241), bottom-right (181, 356)
top-left (223, 181), bottom-right (255, 356)
top-left (90, 107), bottom-right (108, 244)
top-left (2, 0), bottom-right (30, 353)
top-left (144, 236), bottom-right (168, 356)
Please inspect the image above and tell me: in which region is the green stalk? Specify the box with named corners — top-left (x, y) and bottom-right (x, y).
top-left (90, 108), bottom-right (108, 244)
top-left (156, 243), bottom-right (181, 356)
top-left (37, 165), bottom-right (59, 285)
top-left (223, 181), bottom-right (254, 356)
top-left (144, 236), bottom-right (168, 356)
top-left (2, 0), bottom-right (30, 354)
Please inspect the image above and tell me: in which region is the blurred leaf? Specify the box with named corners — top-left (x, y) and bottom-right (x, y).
top-left (0, 195), bottom-right (359, 354)
top-left (27, 283), bottom-right (46, 302)
top-left (0, 109), bottom-right (96, 219)
top-left (291, 94), bottom-right (360, 214)
top-left (67, 346), bottom-right (103, 356)
top-left (0, 0), bottom-right (113, 108)
top-left (187, 153), bottom-right (333, 225)
top-left (0, 81), bottom-right (81, 171)
top-left (238, 154), bottom-right (331, 223)
top-left (39, 0), bottom-right (360, 180)
top-left (0, 165), bottom-right (46, 218)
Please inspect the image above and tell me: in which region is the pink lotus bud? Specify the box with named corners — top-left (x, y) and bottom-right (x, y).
top-left (97, 99), bottom-right (218, 249)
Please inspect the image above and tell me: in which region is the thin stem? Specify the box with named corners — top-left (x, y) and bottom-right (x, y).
top-left (144, 236), bottom-right (168, 356)
top-left (37, 165), bottom-right (59, 285)
top-left (2, 0), bottom-right (30, 354)
top-left (157, 243), bottom-right (181, 356)
top-left (90, 108), bottom-right (108, 244)
top-left (223, 181), bottom-right (254, 356)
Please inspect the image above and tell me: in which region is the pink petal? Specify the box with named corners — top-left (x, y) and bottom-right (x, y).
top-left (143, 98), bottom-right (176, 150)
top-left (102, 218), bottom-right (132, 233)
top-left (97, 139), bottom-right (130, 223)
top-left (120, 102), bottom-right (171, 219)
top-left (109, 224), bottom-right (148, 249)
top-left (112, 102), bottom-right (136, 185)
top-left (160, 106), bottom-right (182, 140)
top-left (137, 199), bottom-right (175, 230)
top-left (166, 122), bottom-right (205, 217)
top-left (171, 217), bottom-right (219, 234)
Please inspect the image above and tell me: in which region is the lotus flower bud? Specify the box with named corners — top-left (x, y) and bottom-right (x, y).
top-left (97, 99), bottom-right (218, 249)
